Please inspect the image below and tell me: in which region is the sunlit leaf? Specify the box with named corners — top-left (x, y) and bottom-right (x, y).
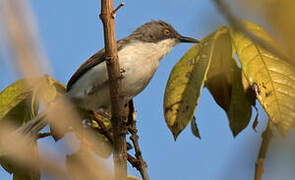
top-left (240, 0), bottom-right (295, 59)
top-left (164, 28), bottom-right (230, 140)
top-left (231, 20), bottom-right (295, 135)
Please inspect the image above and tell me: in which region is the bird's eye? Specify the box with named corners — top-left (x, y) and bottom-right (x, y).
top-left (163, 29), bottom-right (170, 36)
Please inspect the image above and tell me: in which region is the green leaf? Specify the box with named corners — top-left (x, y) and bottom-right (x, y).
top-left (227, 60), bottom-right (253, 136)
top-left (230, 20), bottom-right (295, 135)
top-left (0, 79), bottom-right (34, 123)
top-left (0, 75), bottom-right (64, 174)
top-left (204, 27), bottom-right (253, 136)
top-left (205, 26), bottom-right (233, 112)
top-left (164, 28), bottom-right (229, 140)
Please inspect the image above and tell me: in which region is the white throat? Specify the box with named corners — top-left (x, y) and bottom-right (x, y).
top-left (125, 38), bottom-right (178, 62)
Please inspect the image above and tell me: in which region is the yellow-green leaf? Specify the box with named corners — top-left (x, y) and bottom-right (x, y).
top-left (164, 28), bottom-right (229, 140)
top-left (204, 27), bottom-right (253, 136)
top-left (230, 20), bottom-right (295, 135)
top-left (206, 26), bottom-right (233, 112)
top-left (0, 79), bottom-right (33, 122)
top-left (227, 61), bottom-right (253, 136)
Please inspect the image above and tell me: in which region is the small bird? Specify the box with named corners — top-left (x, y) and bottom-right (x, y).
top-left (66, 20), bottom-right (199, 112)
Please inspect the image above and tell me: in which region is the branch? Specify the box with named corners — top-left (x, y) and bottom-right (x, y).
top-left (255, 120), bottom-right (273, 180)
top-left (100, 0), bottom-right (128, 179)
top-left (37, 132), bottom-right (52, 139)
top-left (93, 111), bottom-right (113, 144)
top-left (16, 111), bottom-right (48, 137)
top-left (112, 2), bottom-right (125, 18)
top-left (127, 101), bottom-right (149, 180)
top-left (93, 110), bottom-right (147, 179)
top-left (212, 0), bottom-right (295, 67)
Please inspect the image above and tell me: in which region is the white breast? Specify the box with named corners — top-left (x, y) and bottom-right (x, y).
top-left (67, 38), bottom-right (177, 111)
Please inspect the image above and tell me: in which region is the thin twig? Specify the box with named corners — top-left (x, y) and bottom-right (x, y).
top-left (255, 120), bottom-right (273, 180)
top-left (16, 111), bottom-right (48, 137)
top-left (128, 101), bottom-right (149, 180)
top-left (93, 111), bottom-right (141, 174)
top-left (93, 111), bottom-right (113, 144)
top-left (112, 2), bottom-right (125, 18)
top-left (37, 132), bottom-right (52, 139)
top-left (212, 0), bottom-right (295, 67)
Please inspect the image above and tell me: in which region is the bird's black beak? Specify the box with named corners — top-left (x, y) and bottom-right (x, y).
top-left (178, 35), bottom-right (200, 43)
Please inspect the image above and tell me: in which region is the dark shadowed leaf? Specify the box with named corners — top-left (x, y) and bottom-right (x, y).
top-left (190, 116), bottom-right (201, 139)
top-left (231, 20), bottom-right (295, 136)
top-left (227, 61), bottom-right (253, 136)
top-left (252, 107), bottom-right (259, 132)
top-left (206, 26), bottom-right (233, 112)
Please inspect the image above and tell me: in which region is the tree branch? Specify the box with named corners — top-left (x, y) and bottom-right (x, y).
top-left (127, 100), bottom-right (149, 180)
top-left (255, 120), bottom-right (273, 180)
top-left (99, 0), bottom-right (128, 179)
top-left (112, 2), bottom-right (125, 18)
top-left (16, 112), bottom-right (48, 137)
top-left (93, 110), bottom-right (149, 180)
top-left (37, 132), bottom-right (52, 139)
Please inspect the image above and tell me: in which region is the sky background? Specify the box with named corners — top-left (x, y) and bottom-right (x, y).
top-left (1, 0), bottom-right (295, 180)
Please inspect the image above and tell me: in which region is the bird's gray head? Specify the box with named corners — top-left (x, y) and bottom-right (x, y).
top-left (128, 20), bottom-right (199, 44)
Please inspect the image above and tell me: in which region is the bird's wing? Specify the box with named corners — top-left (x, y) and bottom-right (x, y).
top-left (66, 39), bottom-right (128, 92)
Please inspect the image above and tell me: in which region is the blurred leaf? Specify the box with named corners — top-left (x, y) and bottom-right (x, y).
top-left (38, 75), bottom-right (66, 141)
top-left (66, 145), bottom-right (109, 179)
top-left (0, 79), bottom-right (34, 123)
top-left (0, 75), bottom-right (64, 174)
top-left (12, 140), bottom-right (40, 180)
top-left (0, 78), bottom-right (40, 174)
top-left (249, 0), bottom-right (295, 59)
top-left (128, 176), bottom-right (140, 180)
top-left (227, 60), bottom-right (253, 136)
top-left (35, 74), bottom-right (62, 104)
top-left (90, 115), bottom-right (112, 158)
top-left (190, 116), bottom-right (201, 139)
top-left (164, 28), bottom-right (230, 140)
top-left (231, 20), bottom-right (295, 135)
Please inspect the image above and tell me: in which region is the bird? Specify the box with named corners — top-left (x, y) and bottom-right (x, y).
top-left (66, 20), bottom-right (199, 113)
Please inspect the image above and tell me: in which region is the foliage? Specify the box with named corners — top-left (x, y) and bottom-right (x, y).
top-left (164, 20), bottom-right (295, 139)
top-left (1, 18), bottom-right (295, 179)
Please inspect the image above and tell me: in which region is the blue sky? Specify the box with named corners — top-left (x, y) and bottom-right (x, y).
top-left (1, 0), bottom-right (295, 180)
